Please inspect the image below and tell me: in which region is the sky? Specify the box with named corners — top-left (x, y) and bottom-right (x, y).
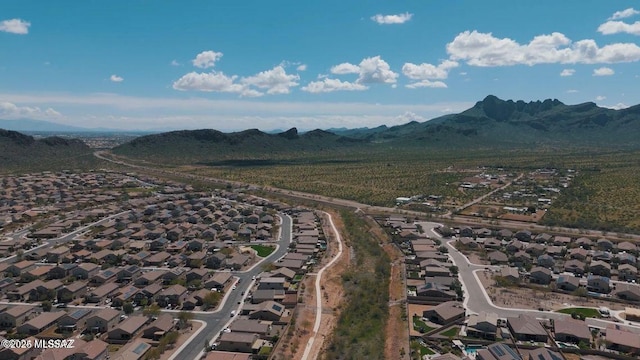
top-left (1, 1), bottom-right (640, 131)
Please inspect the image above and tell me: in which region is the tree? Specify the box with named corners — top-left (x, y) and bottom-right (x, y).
top-left (123, 302), bottom-right (134, 315)
top-left (177, 311), bottom-right (194, 328)
top-left (449, 265), bottom-right (459, 275)
top-left (143, 304), bottom-right (161, 317)
top-left (202, 292), bottom-right (222, 310)
top-left (41, 300), bottom-right (52, 312)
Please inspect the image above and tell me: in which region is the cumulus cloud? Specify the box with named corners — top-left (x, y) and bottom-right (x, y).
top-left (446, 30), bottom-right (640, 66)
top-left (192, 50), bottom-right (224, 69)
top-left (171, 60), bottom-right (180, 66)
top-left (0, 101), bottom-right (61, 119)
top-left (240, 66), bottom-right (300, 95)
top-left (609, 8), bottom-right (640, 20)
top-left (595, 95), bottom-right (607, 101)
top-left (0, 19), bottom-right (30, 34)
top-left (172, 71), bottom-right (244, 93)
top-left (371, 12), bottom-right (413, 25)
top-left (402, 60), bottom-right (458, 88)
top-left (593, 67), bottom-right (614, 76)
top-left (356, 56), bottom-right (399, 84)
top-left (330, 62), bottom-right (360, 74)
top-left (296, 64), bottom-right (307, 71)
top-left (329, 56), bottom-right (398, 85)
top-left (301, 78), bottom-right (368, 93)
top-left (110, 74), bottom-right (124, 82)
top-left (560, 69), bottom-right (575, 77)
top-left (598, 20), bottom-right (640, 36)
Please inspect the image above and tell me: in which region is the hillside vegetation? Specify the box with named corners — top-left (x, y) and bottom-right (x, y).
top-left (0, 129), bottom-right (98, 173)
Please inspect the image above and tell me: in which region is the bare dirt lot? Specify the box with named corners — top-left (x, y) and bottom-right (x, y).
top-left (478, 271), bottom-right (627, 311)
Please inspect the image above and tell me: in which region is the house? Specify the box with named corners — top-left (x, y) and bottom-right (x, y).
top-left (423, 301), bottom-right (465, 325)
top-left (515, 230), bottom-right (532, 242)
top-left (596, 238), bottom-right (614, 251)
top-left (616, 252), bottom-right (637, 266)
top-left (500, 267), bottom-right (520, 283)
top-left (553, 236), bottom-right (572, 246)
top-left (606, 327), bottom-right (640, 355)
top-left (529, 267), bottom-right (552, 285)
top-left (487, 251), bottom-right (508, 265)
top-left (526, 348), bottom-right (562, 360)
top-left (535, 233), bottom-right (553, 244)
top-left (36, 338), bottom-right (109, 360)
top-left (112, 285), bottom-right (140, 307)
top-left (567, 248), bottom-right (588, 261)
top-left (85, 283), bottom-right (120, 303)
top-left (258, 277), bottom-right (286, 291)
top-left (57, 281), bottom-right (87, 303)
top-left (205, 252), bottom-right (227, 269)
top-left (563, 260), bottom-right (586, 276)
top-left (90, 269), bottom-right (117, 285)
top-left (587, 275), bottom-right (610, 294)
top-left (46, 246), bottom-right (70, 263)
top-left (157, 284), bottom-right (187, 307)
top-left (229, 319), bottom-right (271, 339)
top-left (134, 270), bottom-right (166, 287)
top-left (251, 289), bottom-right (285, 304)
top-left (536, 254), bottom-right (555, 269)
top-left (589, 260), bottom-right (611, 277)
top-left (575, 237), bottom-right (593, 249)
top-left (554, 318), bottom-right (591, 344)
top-left (113, 339), bottom-right (151, 360)
top-left (556, 274), bottom-right (580, 292)
top-left (507, 315), bottom-right (548, 342)
top-left (85, 308), bottom-right (121, 333)
top-left (72, 262), bottom-right (100, 280)
top-left (466, 312), bottom-right (498, 340)
top-left (416, 282), bottom-right (457, 300)
top-left (58, 308), bottom-right (92, 332)
top-left (204, 272), bottom-right (232, 290)
top-left (618, 241), bottom-right (638, 254)
top-left (0, 305), bottom-right (34, 328)
top-left (614, 283), bottom-right (640, 302)
top-left (592, 251), bottom-right (612, 263)
top-left (217, 332), bottom-right (261, 353)
top-left (512, 251), bottom-right (531, 267)
top-left (477, 343), bottom-right (522, 360)
top-left (107, 315), bottom-right (147, 342)
top-left (143, 314), bottom-right (175, 340)
top-left (618, 264), bottom-right (638, 282)
top-left (17, 311), bottom-right (65, 335)
top-left (525, 244), bottom-right (545, 257)
top-left (5, 260), bottom-right (36, 277)
top-left (48, 263), bottom-right (78, 279)
top-left (249, 301), bottom-right (286, 321)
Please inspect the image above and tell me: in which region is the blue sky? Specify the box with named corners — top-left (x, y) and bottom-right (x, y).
top-left (1, 1), bottom-right (639, 131)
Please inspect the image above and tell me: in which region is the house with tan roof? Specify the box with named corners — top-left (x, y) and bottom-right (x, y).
top-left (107, 315), bottom-right (147, 342)
top-left (554, 318), bottom-right (591, 344)
top-left (17, 311), bottom-right (65, 335)
top-left (423, 301), bottom-right (465, 325)
top-left (507, 315), bottom-right (547, 342)
top-left (0, 305), bottom-right (34, 328)
top-left (85, 308), bottom-right (121, 333)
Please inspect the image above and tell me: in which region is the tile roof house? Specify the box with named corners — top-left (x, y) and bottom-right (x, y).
top-left (17, 311), bottom-right (65, 335)
top-left (529, 267), bottom-right (552, 285)
top-left (556, 274), bottom-right (580, 292)
top-left (85, 308), bottom-right (121, 333)
top-left (466, 312), bottom-right (498, 340)
top-left (606, 327), bottom-right (640, 355)
top-left (423, 301), bottom-right (465, 325)
top-left (614, 283), bottom-right (640, 302)
top-left (587, 275), bottom-right (610, 294)
top-left (507, 315), bottom-right (548, 342)
top-left (554, 318), bottom-right (591, 344)
top-left (107, 315), bottom-right (147, 342)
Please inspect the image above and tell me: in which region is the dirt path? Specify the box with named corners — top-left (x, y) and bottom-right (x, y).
top-left (271, 210), bottom-right (348, 360)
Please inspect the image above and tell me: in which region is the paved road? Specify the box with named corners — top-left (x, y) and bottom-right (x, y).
top-left (174, 214), bottom-right (293, 360)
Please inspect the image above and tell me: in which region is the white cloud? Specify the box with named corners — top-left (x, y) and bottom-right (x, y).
top-left (356, 56), bottom-right (399, 84)
top-left (593, 67), bottom-right (614, 76)
top-left (566, 89), bottom-right (579, 93)
top-left (0, 19), bottom-right (30, 34)
top-left (192, 50), bottom-right (224, 69)
top-left (598, 20), bottom-right (640, 36)
top-left (301, 78), bottom-right (368, 93)
top-left (402, 60), bottom-right (458, 88)
top-left (604, 102), bottom-right (630, 110)
top-left (371, 13), bottom-right (413, 25)
top-left (595, 95), bottom-right (606, 101)
top-left (560, 69), bottom-right (575, 77)
top-left (609, 8), bottom-right (640, 20)
top-left (446, 30), bottom-right (640, 66)
top-left (171, 60), bottom-right (180, 66)
top-left (0, 101), bottom-right (61, 119)
top-left (296, 64), bottom-right (307, 71)
top-left (329, 56), bottom-right (398, 85)
top-left (110, 74), bottom-right (124, 82)
top-left (331, 62), bottom-right (360, 74)
top-left (172, 71), bottom-right (244, 93)
top-left (240, 66), bottom-right (300, 95)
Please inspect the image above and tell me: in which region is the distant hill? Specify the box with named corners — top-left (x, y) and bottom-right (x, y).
top-left (113, 127), bottom-right (368, 162)
top-left (349, 95), bottom-right (640, 147)
top-left (112, 95), bottom-right (640, 164)
top-left (0, 119), bottom-right (99, 132)
top-left (0, 129), bottom-right (96, 171)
